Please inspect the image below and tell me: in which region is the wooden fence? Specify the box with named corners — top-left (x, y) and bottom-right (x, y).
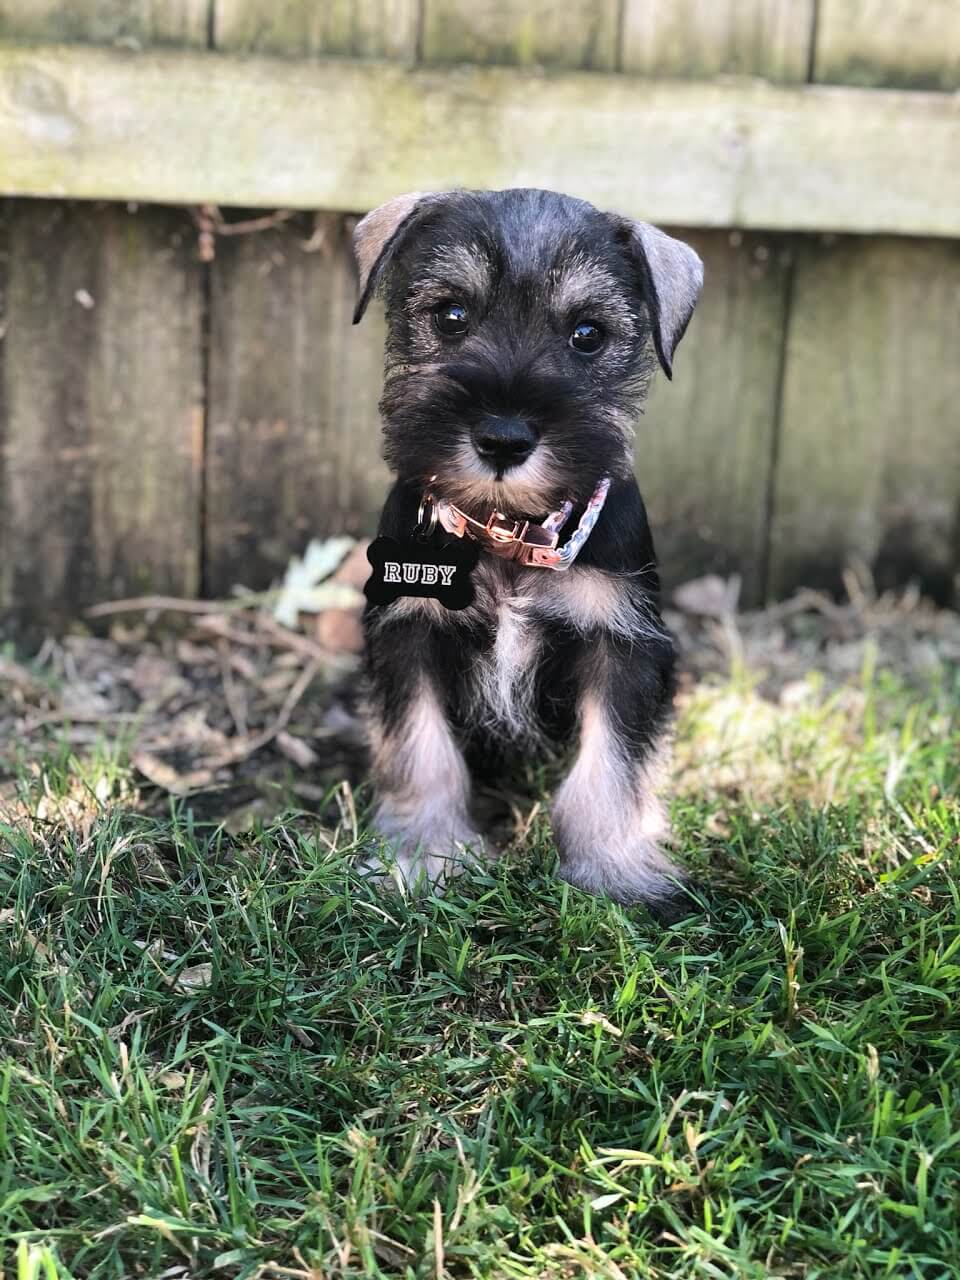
top-left (0, 1), bottom-right (958, 639)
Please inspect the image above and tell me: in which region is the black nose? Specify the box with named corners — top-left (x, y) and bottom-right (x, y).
top-left (472, 416), bottom-right (537, 469)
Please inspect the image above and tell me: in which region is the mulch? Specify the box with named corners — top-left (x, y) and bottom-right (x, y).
top-left (2, 549), bottom-right (957, 828)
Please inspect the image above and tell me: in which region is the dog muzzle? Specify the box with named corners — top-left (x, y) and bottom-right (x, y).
top-left (418, 476), bottom-right (611, 571)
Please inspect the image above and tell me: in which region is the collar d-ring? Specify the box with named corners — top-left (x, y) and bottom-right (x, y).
top-left (416, 492), bottom-right (439, 539)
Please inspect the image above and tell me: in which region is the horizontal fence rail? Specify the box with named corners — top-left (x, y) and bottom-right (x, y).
top-left (0, 45), bottom-right (958, 236)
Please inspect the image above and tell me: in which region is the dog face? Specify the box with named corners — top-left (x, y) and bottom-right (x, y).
top-left (353, 188), bottom-right (702, 515)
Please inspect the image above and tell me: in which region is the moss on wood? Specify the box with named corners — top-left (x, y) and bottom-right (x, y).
top-left (0, 45), bottom-right (957, 236)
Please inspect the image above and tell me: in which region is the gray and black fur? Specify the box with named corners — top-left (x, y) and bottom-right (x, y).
top-left (353, 188), bottom-right (703, 906)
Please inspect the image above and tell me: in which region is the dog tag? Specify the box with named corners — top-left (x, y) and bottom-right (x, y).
top-left (364, 536), bottom-right (479, 610)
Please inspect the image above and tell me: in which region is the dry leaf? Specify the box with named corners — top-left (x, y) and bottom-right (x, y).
top-left (132, 752), bottom-right (215, 795)
top-left (673, 574), bottom-right (741, 618)
top-left (581, 1010), bottom-right (622, 1037)
top-left (273, 537), bottom-right (359, 627)
top-left (172, 963), bottom-right (213, 993)
top-left (275, 731), bottom-right (318, 768)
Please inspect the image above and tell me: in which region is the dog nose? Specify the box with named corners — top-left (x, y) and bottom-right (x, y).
top-left (472, 416), bottom-right (536, 468)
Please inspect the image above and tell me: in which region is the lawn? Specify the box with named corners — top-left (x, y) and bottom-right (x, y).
top-left (2, 591), bottom-right (959, 1279)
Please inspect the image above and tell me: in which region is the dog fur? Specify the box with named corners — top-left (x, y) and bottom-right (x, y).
top-left (353, 188), bottom-right (703, 907)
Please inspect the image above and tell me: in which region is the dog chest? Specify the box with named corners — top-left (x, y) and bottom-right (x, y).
top-left (471, 596), bottom-right (541, 738)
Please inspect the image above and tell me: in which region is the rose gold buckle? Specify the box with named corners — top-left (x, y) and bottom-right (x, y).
top-left (527, 545), bottom-right (562, 568)
top-left (485, 511), bottom-right (526, 543)
top-left (521, 525), bottom-right (560, 549)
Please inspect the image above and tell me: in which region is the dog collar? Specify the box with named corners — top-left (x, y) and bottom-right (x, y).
top-left (417, 476), bottom-right (611, 571)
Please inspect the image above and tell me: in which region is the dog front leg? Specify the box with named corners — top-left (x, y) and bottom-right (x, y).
top-left (552, 639), bottom-right (683, 907)
top-left (365, 618), bottom-right (483, 888)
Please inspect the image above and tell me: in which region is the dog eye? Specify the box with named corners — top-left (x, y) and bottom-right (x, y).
top-left (570, 322), bottom-right (605, 354)
top-left (434, 302), bottom-right (469, 338)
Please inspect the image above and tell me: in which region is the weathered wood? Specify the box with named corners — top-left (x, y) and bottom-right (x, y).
top-left (622, 0), bottom-right (814, 82)
top-left (0, 8), bottom-right (206, 638)
top-left (214, 0), bottom-right (417, 59)
top-left (205, 2), bottom-right (398, 596)
top-left (767, 237), bottom-right (960, 602)
top-left (0, 202), bottom-right (9, 627)
top-left (205, 214), bottom-right (389, 595)
top-left (422, 0), bottom-right (620, 70)
top-left (0, 45), bottom-right (957, 237)
top-left (0, 0), bottom-right (209, 46)
top-left (640, 230), bottom-right (792, 605)
top-left (0, 203), bottom-right (203, 637)
top-left (489, 5), bottom-right (817, 601)
top-left (815, 0), bottom-right (960, 91)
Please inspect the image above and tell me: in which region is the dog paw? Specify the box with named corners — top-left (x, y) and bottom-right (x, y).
top-left (359, 832), bottom-right (486, 895)
top-left (642, 877), bottom-right (700, 923)
top-left (558, 840), bottom-right (691, 911)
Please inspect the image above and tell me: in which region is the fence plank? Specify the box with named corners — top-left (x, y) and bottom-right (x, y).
top-left (0, 5), bottom-right (205, 638)
top-left (641, 230), bottom-right (792, 605)
top-left (622, 0), bottom-right (814, 81)
top-left (767, 237), bottom-right (960, 602)
top-left (619, 4), bottom-right (812, 604)
top-left (0, 46), bottom-right (956, 237)
top-left (204, 4), bottom-right (400, 596)
top-left (205, 215), bottom-right (389, 595)
top-left (214, 0), bottom-right (417, 59)
top-left (0, 0), bottom-right (208, 45)
top-left (0, 202), bottom-right (203, 637)
top-left (0, 203), bottom-right (9, 628)
top-left (421, 0), bottom-right (620, 70)
top-left (815, 0), bottom-right (960, 91)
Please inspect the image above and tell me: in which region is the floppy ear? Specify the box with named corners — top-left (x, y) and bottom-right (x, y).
top-left (620, 221), bottom-right (703, 379)
top-left (351, 191), bottom-right (439, 324)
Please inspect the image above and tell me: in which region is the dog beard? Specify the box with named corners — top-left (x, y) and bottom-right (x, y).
top-left (378, 349), bottom-right (646, 517)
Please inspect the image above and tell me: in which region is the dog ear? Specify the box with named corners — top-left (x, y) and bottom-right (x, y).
top-left (351, 192), bottom-right (439, 324)
top-left (619, 221), bottom-right (703, 379)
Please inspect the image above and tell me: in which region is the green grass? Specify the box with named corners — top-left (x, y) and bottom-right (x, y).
top-left (2, 661), bottom-right (959, 1279)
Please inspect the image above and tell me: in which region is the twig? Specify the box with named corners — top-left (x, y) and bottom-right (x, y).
top-left (191, 203), bottom-right (297, 237)
top-left (190, 204), bottom-right (297, 261)
top-left (254, 612), bottom-right (334, 661)
top-left (193, 613), bottom-right (330, 662)
top-left (86, 595), bottom-right (232, 618)
top-left (217, 641), bottom-right (248, 738)
top-left (758, 588), bottom-right (849, 624)
top-left (20, 710), bottom-right (139, 734)
top-left (0, 656), bottom-right (51, 691)
top-left (261, 659), bottom-right (323, 746)
top-left (86, 600), bottom-right (332, 667)
top-left (205, 658), bottom-right (322, 768)
top-left (86, 586), bottom-right (293, 618)
top-left (210, 208), bottom-right (297, 237)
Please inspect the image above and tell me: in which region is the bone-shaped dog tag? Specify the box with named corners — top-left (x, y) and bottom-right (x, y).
top-left (364, 536), bottom-right (479, 610)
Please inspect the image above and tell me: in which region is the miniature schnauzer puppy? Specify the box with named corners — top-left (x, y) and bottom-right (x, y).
top-left (352, 187), bottom-right (702, 907)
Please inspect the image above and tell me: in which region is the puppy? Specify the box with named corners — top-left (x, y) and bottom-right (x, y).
top-left (352, 188), bottom-right (702, 908)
